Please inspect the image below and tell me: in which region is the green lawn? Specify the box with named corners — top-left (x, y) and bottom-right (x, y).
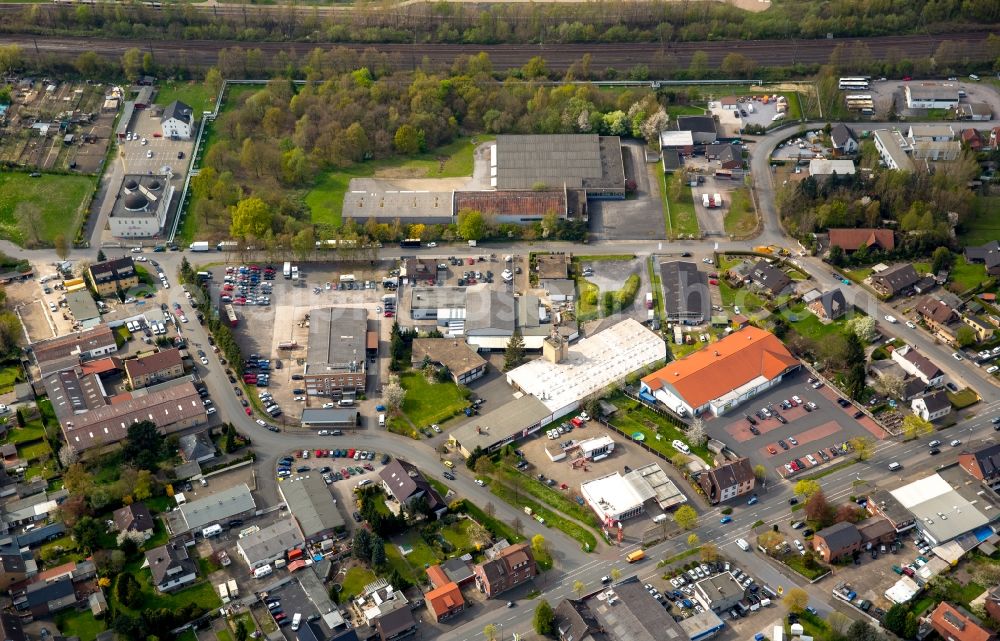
top-left (845, 267), bottom-right (874, 283)
top-left (608, 395), bottom-right (714, 465)
top-left (176, 630), bottom-right (198, 641)
top-left (339, 566), bottom-right (377, 600)
top-left (717, 278), bottom-right (766, 314)
top-left (787, 302), bottom-right (847, 341)
top-left (429, 478), bottom-right (451, 498)
top-left (0, 364), bottom-right (20, 394)
top-left (17, 439), bottom-right (51, 461)
top-left (306, 135), bottom-right (489, 229)
top-left (490, 482), bottom-right (598, 551)
top-left (155, 81), bottom-right (216, 113)
top-left (2, 424), bottom-right (46, 444)
top-left (662, 172), bottom-right (699, 238)
top-left (948, 387), bottom-right (980, 409)
top-left (496, 465), bottom-right (601, 528)
top-left (723, 187), bottom-right (757, 236)
top-left (666, 105), bottom-right (707, 117)
top-left (55, 609), bottom-right (105, 641)
top-left (575, 278), bottom-right (601, 322)
top-left (782, 553), bottom-right (830, 580)
top-left (0, 172), bottom-right (94, 247)
top-left (217, 631), bottom-right (234, 641)
top-left (385, 533), bottom-right (441, 583)
top-left (914, 257), bottom-right (988, 293)
top-left (440, 519), bottom-right (475, 551)
top-left (398, 371), bottom-right (469, 428)
top-left (114, 570), bottom-right (221, 616)
top-left (459, 499), bottom-right (522, 544)
top-left (963, 197), bottom-right (1000, 246)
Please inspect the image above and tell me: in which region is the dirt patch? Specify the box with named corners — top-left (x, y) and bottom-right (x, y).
top-left (17, 300), bottom-right (54, 343)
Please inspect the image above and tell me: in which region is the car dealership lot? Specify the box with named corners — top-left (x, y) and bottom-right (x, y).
top-left (706, 370), bottom-right (886, 479)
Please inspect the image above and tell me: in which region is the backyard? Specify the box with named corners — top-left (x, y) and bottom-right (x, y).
top-left (154, 81), bottom-right (217, 114)
top-left (305, 135), bottom-right (489, 230)
top-left (56, 609), bottom-right (104, 641)
top-left (397, 371), bottom-right (469, 430)
top-left (607, 394), bottom-right (713, 465)
top-left (913, 256), bottom-right (987, 294)
top-left (961, 196), bottom-right (1000, 246)
top-left (785, 301), bottom-right (849, 341)
top-left (113, 570), bottom-right (221, 616)
top-left (0, 363), bottom-right (21, 394)
top-left (339, 566), bottom-right (377, 601)
top-left (0, 172), bottom-right (94, 246)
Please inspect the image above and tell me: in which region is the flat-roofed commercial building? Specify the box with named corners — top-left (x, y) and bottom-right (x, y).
top-left (303, 308), bottom-right (367, 399)
top-left (109, 174), bottom-right (174, 238)
top-left (491, 135), bottom-right (626, 199)
top-left (278, 474), bottom-right (346, 543)
top-left (905, 84), bottom-right (959, 110)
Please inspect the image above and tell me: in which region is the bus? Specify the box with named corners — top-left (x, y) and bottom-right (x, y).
top-left (224, 304), bottom-right (238, 327)
top-left (399, 238), bottom-right (422, 248)
top-left (838, 77), bottom-right (870, 91)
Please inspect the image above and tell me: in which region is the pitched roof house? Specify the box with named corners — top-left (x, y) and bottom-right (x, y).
top-left (930, 602), bottom-right (996, 641)
top-left (473, 542), bottom-right (536, 598)
top-left (871, 264), bottom-right (920, 297)
top-left (378, 459), bottom-right (446, 518)
top-left (828, 228), bottom-right (895, 252)
top-left (812, 522), bottom-right (864, 562)
top-left (425, 581), bottom-right (465, 622)
top-left (965, 241), bottom-right (1000, 276)
top-left (747, 260), bottom-right (792, 297)
top-left (145, 543), bottom-right (197, 592)
top-left (830, 123), bottom-right (859, 154)
top-left (697, 458), bottom-right (756, 504)
top-left (959, 443), bottom-right (1000, 492)
top-left (808, 289), bottom-right (848, 321)
top-left (113, 502), bottom-right (155, 539)
top-left (911, 390), bottom-right (952, 422)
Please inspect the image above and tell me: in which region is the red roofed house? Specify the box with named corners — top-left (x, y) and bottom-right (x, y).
top-left (640, 326), bottom-right (799, 417)
top-left (930, 602), bottom-right (996, 641)
top-left (827, 228), bottom-right (895, 253)
top-left (961, 129), bottom-right (983, 151)
top-left (425, 580), bottom-right (465, 622)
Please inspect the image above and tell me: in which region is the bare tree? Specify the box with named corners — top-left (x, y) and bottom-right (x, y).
top-left (58, 445), bottom-right (78, 468)
top-left (512, 516), bottom-right (524, 536)
top-left (687, 418), bottom-right (707, 447)
top-left (382, 376), bottom-right (406, 412)
top-left (15, 202), bottom-right (43, 248)
top-left (484, 501), bottom-right (496, 517)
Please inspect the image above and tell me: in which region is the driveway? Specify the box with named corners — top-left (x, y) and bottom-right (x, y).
top-left (591, 142), bottom-right (665, 241)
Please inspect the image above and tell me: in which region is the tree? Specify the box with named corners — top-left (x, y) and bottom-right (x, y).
top-left (474, 457), bottom-right (495, 476)
top-left (805, 490), bottom-right (834, 526)
top-left (290, 227), bottom-right (315, 261)
top-left (687, 418), bottom-right (707, 447)
top-left (828, 245), bottom-right (846, 266)
top-left (573, 580), bottom-right (586, 597)
top-left (845, 362), bottom-right (867, 400)
top-left (235, 621), bottom-right (248, 641)
top-left (531, 534), bottom-right (551, 566)
top-left (73, 516), bottom-right (103, 553)
top-left (485, 501), bottom-right (496, 517)
top-left (204, 67), bottom-right (224, 98)
top-left (230, 197), bottom-right (272, 241)
top-left (931, 247), bottom-right (955, 274)
top-left (700, 542), bottom-right (719, 562)
top-left (53, 234), bottom-right (70, 260)
top-left (382, 378), bottom-right (406, 413)
top-left (58, 445), bottom-right (79, 469)
top-left (512, 516), bottom-right (524, 536)
top-left (0, 45), bottom-right (22, 76)
top-left (828, 612), bottom-right (852, 634)
top-left (370, 535), bottom-right (387, 567)
top-left (142, 52), bottom-right (154, 74)
top-left (484, 623), bottom-right (498, 641)
top-left (794, 479), bottom-right (821, 499)
top-left (533, 599), bottom-right (555, 636)
top-left (902, 414), bottom-right (934, 440)
top-left (753, 464), bottom-right (767, 482)
top-left (352, 528), bottom-right (373, 560)
top-left (96, 249), bottom-right (106, 262)
top-left (846, 316), bottom-right (878, 343)
top-left (687, 533), bottom-right (700, 548)
top-left (688, 50), bottom-right (709, 77)
top-left (785, 587), bottom-right (809, 613)
top-left (610, 567), bottom-right (622, 581)
top-left (674, 505), bottom-right (698, 530)
top-left (122, 48), bottom-right (143, 82)
top-left (873, 373), bottom-right (905, 399)
top-left (134, 469), bottom-right (154, 501)
top-left (504, 330), bottom-right (525, 371)
top-left (457, 209), bottom-right (488, 241)
top-left (115, 572), bottom-right (143, 608)
top-left (121, 420), bottom-right (164, 471)
top-left (849, 436), bottom-right (875, 461)
top-left (393, 124), bottom-right (423, 155)
top-left (836, 504), bottom-right (863, 523)
top-left (956, 324), bottom-right (977, 348)
top-left (344, 122), bottom-right (370, 162)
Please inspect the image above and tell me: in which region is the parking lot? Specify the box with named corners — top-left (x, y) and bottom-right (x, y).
top-left (691, 175), bottom-right (734, 236)
top-left (118, 108), bottom-right (193, 176)
top-left (705, 370), bottom-right (888, 480)
top-left (276, 446), bottom-right (387, 529)
top-left (590, 141), bottom-right (666, 241)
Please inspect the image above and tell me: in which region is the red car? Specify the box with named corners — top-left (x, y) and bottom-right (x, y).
top-left (315, 449), bottom-right (324, 457)
top-left (767, 446), bottom-right (778, 455)
top-left (347, 449), bottom-right (356, 458)
top-left (341, 467), bottom-right (350, 478)
top-left (274, 613), bottom-right (286, 622)
top-left (903, 76), bottom-right (912, 81)
top-left (384, 311), bottom-right (395, 318)
top-left (709, 279), bottom-right (718, 285)
top-left (245, 407), bottom-right (252, 416)
top-left (223, 284), bottom-right (234, 291)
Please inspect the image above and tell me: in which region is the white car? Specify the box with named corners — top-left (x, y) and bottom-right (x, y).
top-left (432, 424), bottom-right (441, 433)
top-left (671, 440), bottom-right (691, 454)
top-left (791, 395), bottom-right (802, 404)
top-left (950, 439), bottom-right (962, 446)
top-left (702, 257), bottom-right (714, 264)
top-left (906, 321), bottom-right (917, 329)
top-left (884, 315), bottom-right (897, 323)
top-left (734, 306), bottom-right (741, 315)
top-left (953, 352), bottom-right (964, 361)
top-left (255, 419), bottom-right (267, 426)
top-left (140, 138), bottom-right (147, 145)
top-left (200, 356), bottom-right (209, 365)
top-left (323, 402), bottom-right (335, 409)
top-left (131, 247), bottom-right (142, 253)
top-left (426, 242), bottom-right (437, 248)
top-left (501, 269), bottom-right (513, 282)
top-left (475, 479), bottom-right (486, 486)
top-left (146, 150), bottom-right (153, 158)
top-left (988, 366), bottom-right (999, 374)
top-left (294, 396), bottom-right (306, 401)
top-left (318, 430), bottom-right (330, 436)
top-left (124, 297), bottom-right (136, 304)
top-left (179, 315), bottom-right (188, 323)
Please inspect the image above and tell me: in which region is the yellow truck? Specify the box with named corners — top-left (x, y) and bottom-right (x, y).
top-left (626, 550), bottom-right (646, 563)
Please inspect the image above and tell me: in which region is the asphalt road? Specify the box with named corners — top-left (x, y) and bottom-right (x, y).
top-left (12, 105), bottom-right (1000, 639)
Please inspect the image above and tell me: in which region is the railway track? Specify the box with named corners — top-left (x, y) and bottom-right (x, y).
top-left (3, 32), bottom-right (995, 70)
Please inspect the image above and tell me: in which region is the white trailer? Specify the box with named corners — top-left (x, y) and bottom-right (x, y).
top-left (714, 194), bottom-right (723, 207)
top-left (217, 582), bottom-right (230, 604)
top-left (702, 193), bottom-right (710, 207)
top-left (227, 579), bottom-right (238, 598)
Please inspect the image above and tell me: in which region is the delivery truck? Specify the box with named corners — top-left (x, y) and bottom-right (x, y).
top-left (189, 242), bottom-right (210, 252)
top-left (283, 262), bottom-right (292, 279)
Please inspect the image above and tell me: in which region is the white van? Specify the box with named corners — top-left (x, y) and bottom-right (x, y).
top-left (202, 524), bottom-right (223, 538)
top-left (253, 564), bottom-right (273, 579)
top-left (291, 613), bottom-right (302, 631)
top-left (378, 414), bottom-right (386, 427)
top-left (736, 538), bottom-right (750, 551)
top-left (888, 462), bottom-right (902, 471)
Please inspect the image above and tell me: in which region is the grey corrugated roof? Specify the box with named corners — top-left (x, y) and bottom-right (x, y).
top-left (278, 474), bottom-right (345, 538)
top-left (305, 307), bottom-right (367, 373)
top-left (179, 483), bottom-right (256, 532)
top-left (660, 261), bottom-right (711, 322)
top-left (495, 135), bottom-right (625, 192)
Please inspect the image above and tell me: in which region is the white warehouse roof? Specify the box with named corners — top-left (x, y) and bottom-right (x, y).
top-left (890, 474), bottom-right (990, 543)
top-left (581, 473), bottom-right (647, 521)
top-left (506, 318), bottom-right (666, 413)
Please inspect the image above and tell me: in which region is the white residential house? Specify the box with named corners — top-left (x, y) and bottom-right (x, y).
top-left (911, 391), bottom-right (952, 422)
top-left (160, 100), bottom-right (194, 140)
top-left (891, 345), bottom-right (944, 387)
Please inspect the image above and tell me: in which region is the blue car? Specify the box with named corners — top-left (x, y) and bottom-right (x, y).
top-left (747, 495), bottom-right (759, 505)
top-left (720, 516), bottom-right (733, 524)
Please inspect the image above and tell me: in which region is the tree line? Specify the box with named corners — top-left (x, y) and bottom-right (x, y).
top-left (1, 0), bottom-right (999, 48)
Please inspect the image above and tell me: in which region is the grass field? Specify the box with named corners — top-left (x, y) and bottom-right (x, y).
top-left (339, 566), bottom-right (377, 600)
top-left (306, 135), bottom-right (488, 229)
top-left (497, 465), bottom-right (600, 528)
top-left (490, 482), bottom-right (598, 551)
top-left (845, 266), bottom-right (874, 283)
top-left (723, 188), bottom-right (757, 236)
top-left (662, 173), bottom-right (699, 238)
top-left (575, 278), bottom-right (601, 321)
top-left (18, 439), bottom-right (51, 461)
top-left (440, 519), bottom-right (476, 551)
top-left (385, 532), bottom-right (440, 583)
top-left (786, 302), bottom-right (847, 341)
top-left (399, 371), bottom-right (469, 428)
top-left (1, 424), bottom-right (45, 445)
top-left (0, 363), bottom-right (20, 394)
top-left (459, 499), bottom-right (522, 544)
top-left (666, 105), bottom-right (707, 117)
top-left (55, 609), bottom-right (104, 641)
top-left (155, 81), bottom-right (216, 114)
top-left (914, 256), bottom-right (987, 293)
top-left (113, 571), bottom-right (221, 616)
top-left (608, 395), bottom-right (713, 465)
top-left (0, 172), bottom-right (93, 246)
top-left (962, 197), bottom-right (1000, 246)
